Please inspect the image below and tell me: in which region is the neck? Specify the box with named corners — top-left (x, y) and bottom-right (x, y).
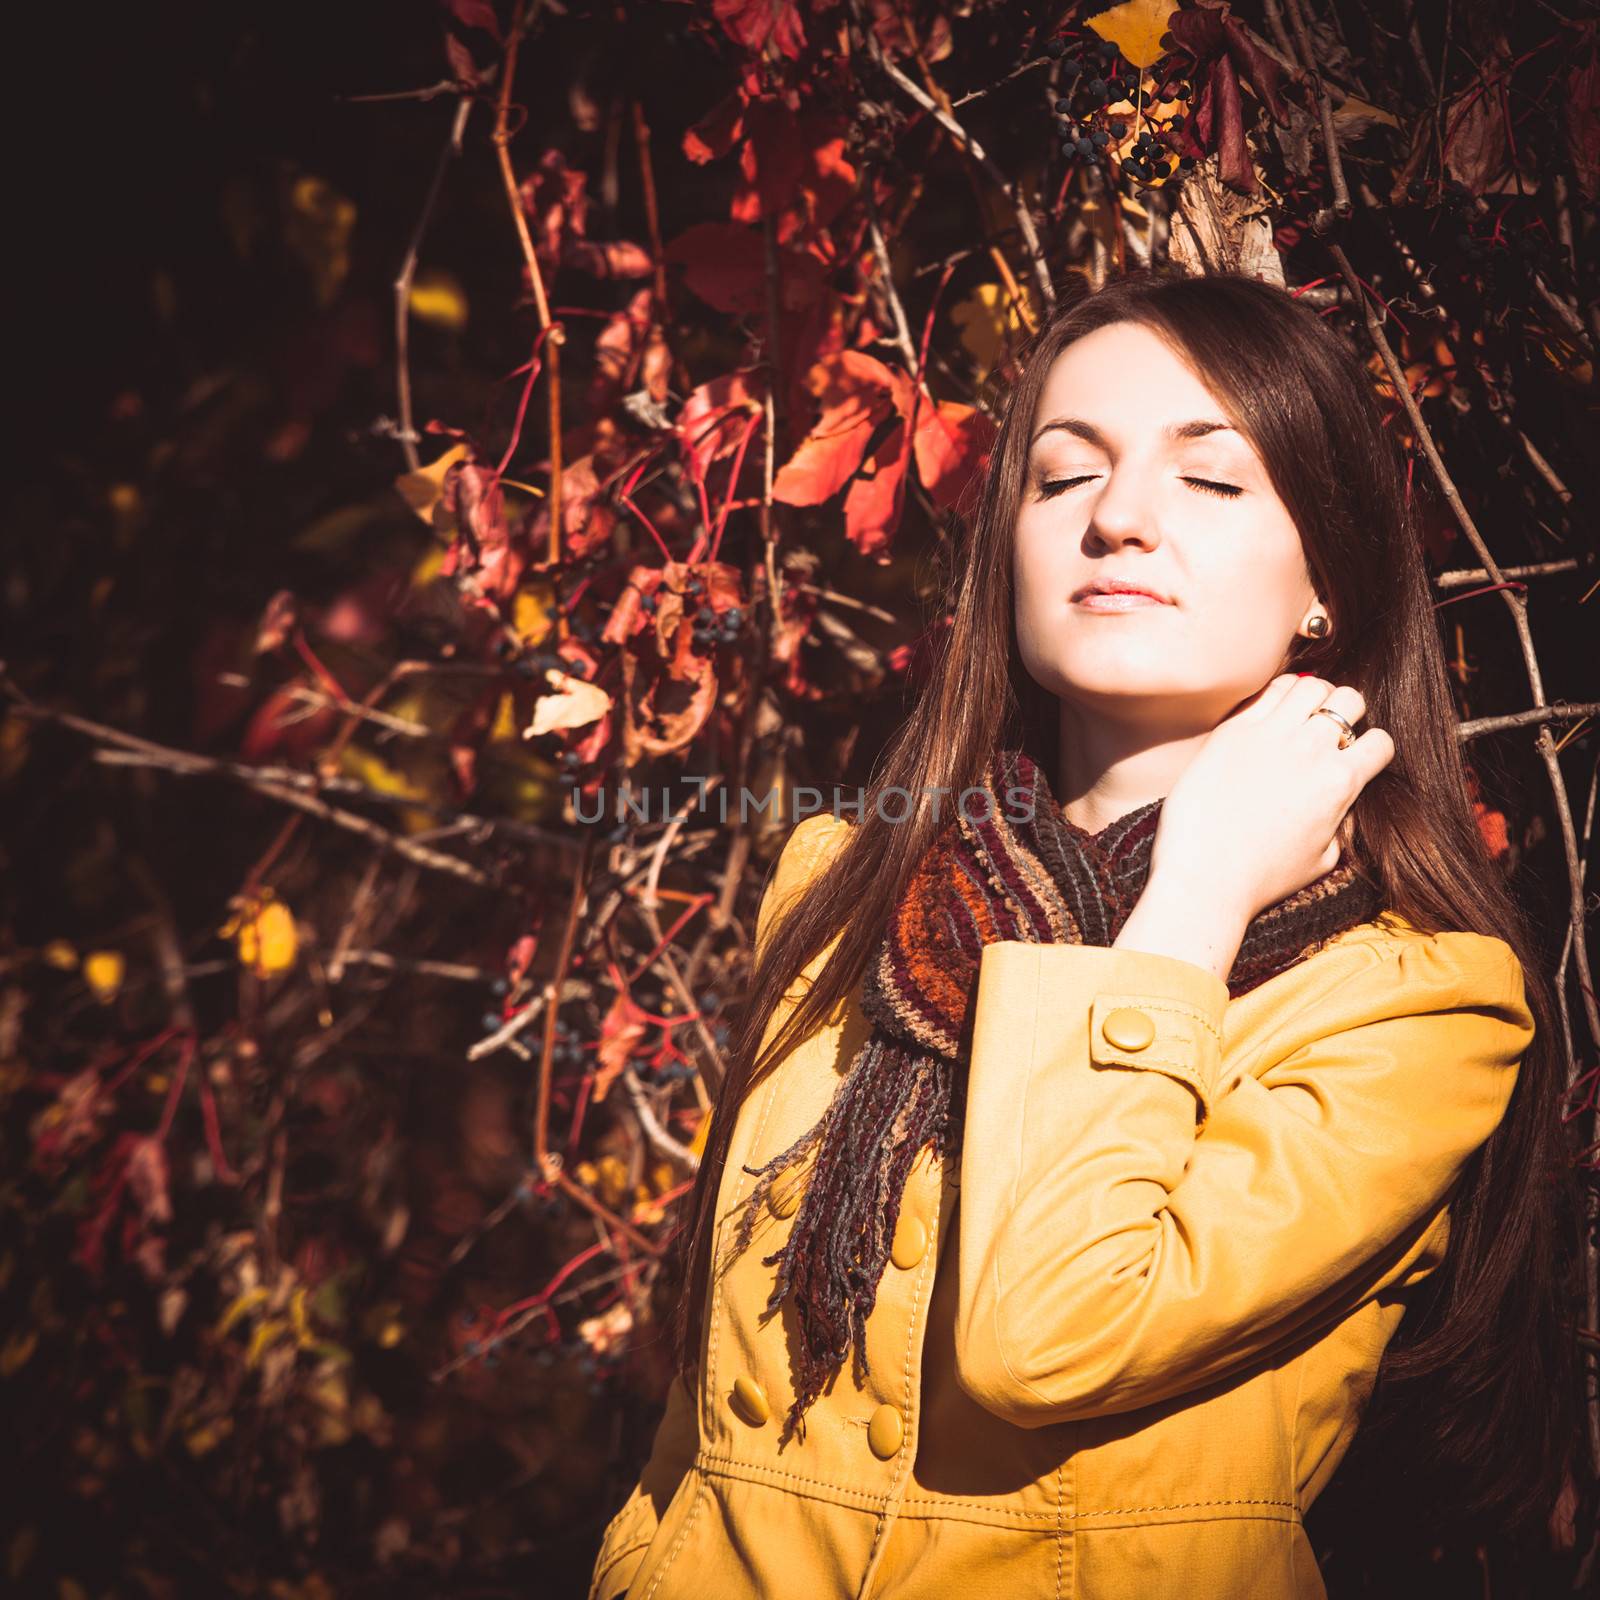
top-left (1055, 698), bottom-right (1218, 834)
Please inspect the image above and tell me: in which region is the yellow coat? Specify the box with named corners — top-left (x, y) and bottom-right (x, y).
top-left (589, 813), bottom-right (1533, 1600)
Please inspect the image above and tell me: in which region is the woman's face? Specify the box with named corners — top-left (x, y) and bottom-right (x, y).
top-left (1013, 320), bottom-right (1319, 731)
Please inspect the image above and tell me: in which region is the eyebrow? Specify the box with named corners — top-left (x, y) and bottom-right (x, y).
top-left (1030, 417), bottom-right (1240, 449)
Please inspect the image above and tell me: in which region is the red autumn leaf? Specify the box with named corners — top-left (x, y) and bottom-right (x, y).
top-left (684, 82), bottom-right (750, 165)
top-left (662, 223), bottom-right (769, 315)
top-left (678, 369), bottom-right (765, 485)
top-left (712, 0), bottom-right (805, 61)
top-left (912, 400), bottom-right (997, 513)
top-left (1444, 87), bottom-right (1508, 195)
top-left (588, 287), bottom-right (657, 414)
top-left (843, 412), bottom-right (911, 561)
top-left (446, 0), bottom-right (502, 40)
top-left (772, 350), bottom-right (913, 507)
top-left (1168, 3), bottom-right (1292, 124)
top-left (608, 562), bottom-right (746, 762)
top-left (663, 222), bottom-right (831, 326)
top-left (518, 148), bottom-right (652, 280)
top-left (549, 453), bottom-right (619, 563)
top-left (594, 994), bottom-right (648, 1103)
top-left (1474, 801), bottom-right (1511, 860)
top-left (731, 103), bottom-right (857, 245)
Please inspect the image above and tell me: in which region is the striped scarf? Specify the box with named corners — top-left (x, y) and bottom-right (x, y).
top-left (728, 746), bottom-right (1384, 1446)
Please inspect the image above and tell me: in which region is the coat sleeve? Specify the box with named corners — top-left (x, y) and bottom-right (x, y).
top-left (588, 1370), bottom-right (699, 1600)
top-left (951, 929), bottom-right (1533, 1428)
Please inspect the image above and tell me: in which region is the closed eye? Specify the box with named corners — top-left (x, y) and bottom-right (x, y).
top-left (1036, 476), bottom-right (1243, 500)
top-left (1035, 476), bottom-right (1092, 500)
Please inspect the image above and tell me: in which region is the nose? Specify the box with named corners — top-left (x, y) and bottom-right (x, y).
top-left (1083, 463), bottom-right (1160, 553)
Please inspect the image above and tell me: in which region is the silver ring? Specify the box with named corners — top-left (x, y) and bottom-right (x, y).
top-left (1310, 705), bottom-right (1358, 749)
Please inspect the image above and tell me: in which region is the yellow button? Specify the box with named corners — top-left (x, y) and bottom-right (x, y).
top-left (1101, 1006), bottom-right (1155, 1051)
top-left (769, 1171), bottom-right (803, 1218)
top-left (731, 1375), bottom-right (770, 1426)
top-left (890, 1213), bottom-right (927, 1270)
top-left (868, 1403), bottom-right (903, 1459)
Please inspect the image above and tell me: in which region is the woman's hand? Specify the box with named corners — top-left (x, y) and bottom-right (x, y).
top-left (1147, 673), bottom-right (1396, 927)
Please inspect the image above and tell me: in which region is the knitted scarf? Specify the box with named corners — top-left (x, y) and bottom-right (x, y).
top-left (727, 746), bottom-right (1385, 1446)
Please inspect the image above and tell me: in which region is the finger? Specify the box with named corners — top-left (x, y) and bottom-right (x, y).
top-left (1319, 683), bottom-right (1368, 724)
top-left (1346, 726), bottom-right (1395, 784)
top-left (1231, 673), bottom-right (1303, 720)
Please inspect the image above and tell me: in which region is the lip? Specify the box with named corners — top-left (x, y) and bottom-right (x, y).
top-left (1071, 579), bottom-right (1173, 607)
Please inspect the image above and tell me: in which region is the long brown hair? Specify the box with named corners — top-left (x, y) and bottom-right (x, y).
top-left (665, 266), bottom-right (1587, 1556)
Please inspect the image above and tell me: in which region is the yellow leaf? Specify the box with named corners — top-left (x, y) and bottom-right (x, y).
top-left (338, 746), bottom-right (437, 836)
top-left (286, 174), bottom-right (357, 309)
top-left (291, 1286), bottom-right (314, 1347)
top-left (950, 281), bottom-right (1037, 383)
top-left (410, 542), bottom-right (448, 589)
top-left (218, 1286), bottom-right (270, 1338)
top-left (246, 1316), bottom-right (290, 1368)
top-left (489, 692), bottom-right (519, 743)
top-left (408, 268), bottom-right (469, 331)
top-left (236, 900), bottom-right (298, 977)
top-left (41, 940), bottom-right (78, 972)
top-left (514, 581), bottom-right (557, 646)
top-left (83, 951), bottom-right (124, 1003)
top-left (1333, 93), bottom-right (1400, 129)
top-left (394, 443), bottom-right (470, 522)
top-left (1087, 0), bottom-right (1180, 70)
top-left (528, 670), bottom-right (612, 737)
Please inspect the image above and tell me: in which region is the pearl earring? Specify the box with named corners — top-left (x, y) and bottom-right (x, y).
top-left (1305, 614), bottom-right (1331, 638)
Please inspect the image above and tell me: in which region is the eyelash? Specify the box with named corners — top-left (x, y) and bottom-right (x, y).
top-left (1036, 476), bottom-right (1242, 500)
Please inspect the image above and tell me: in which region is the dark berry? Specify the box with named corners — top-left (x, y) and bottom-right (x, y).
top-left (1168, 114), bottom-right (1185, 131)
top-left (1090, 129), bottom-right (1109, 148)
top-left (1054, 97), bottom-right (1072, 115)
top-left (1086, 76), bottom-right (1106, 95)
top-left (1045, 37), bottom-right (1066, 58)
top-left (1060, 57), bottom-right (1082, 80)
top-left (1109, 120), bottom-right (1126, 137)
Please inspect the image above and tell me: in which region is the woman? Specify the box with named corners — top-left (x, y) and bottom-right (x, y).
top-left (588, 269), bottom-right (1582, 1599)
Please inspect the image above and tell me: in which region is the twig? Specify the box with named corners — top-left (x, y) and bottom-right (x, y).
top-left (1455, 703), bottom-right (1600, 740)
top-left (863, 22), bottom-right (1055, 315)
top-left (620, 1064), bottom-right (700, 1169)
top-left (1433, 558), bottom-right (1582, 590)
top-left (395, 95), bottom-right (474, 473)
top-left (491, 0), bottom-right (567, 575)
top-left (5, 691), bottom-right (494, 888)
top-left (1279, 0), bottom-right (1352, 226)
top-left (1329, 241), bottom-right (1599, 1058)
